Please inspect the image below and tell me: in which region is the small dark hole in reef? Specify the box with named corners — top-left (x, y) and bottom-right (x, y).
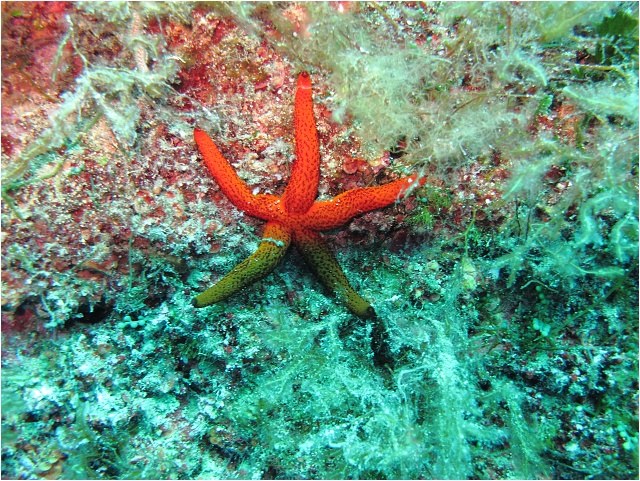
top-left (12, 302), bottom-right (26, 315)
top-left (75, 297), bottom-right (114, 324)
top-left (389, 135), bottom-right (408, 160)
top-left (262, 465), bottom-right (280, 480)
top-left (210, 443), bottom-right (243, 466)
top-left (479, 378), bottom-right (492, 391)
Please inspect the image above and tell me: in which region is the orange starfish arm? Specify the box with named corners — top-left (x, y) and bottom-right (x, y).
top-left (303, 174), bottom-right (424, 230)
top-left (194, 128), bottom-right (280, 220)
top-left (293, 228), bottom-right (375, 318)
top-left (282, 72), bottom-right (320, 214)
top-left (193, 222), bottom-right (291, 307)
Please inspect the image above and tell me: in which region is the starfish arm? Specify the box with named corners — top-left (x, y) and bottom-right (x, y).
top-left (194, 128), bottom-right (279, 220)
top-left (303, 174), bottom-right (424, 230)
top-left (293, 228), bottom-right (375, 319)
top-left (282, 72), bottom-right (320, 214)
top-left (193, 222), bottom-right (291, 307)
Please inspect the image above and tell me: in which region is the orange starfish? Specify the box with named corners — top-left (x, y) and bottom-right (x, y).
top-left (193, 72), bottom-right (422, 320)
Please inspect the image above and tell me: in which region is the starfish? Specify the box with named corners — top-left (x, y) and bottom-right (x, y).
top-left (192, 72), bottom-right (422, 321)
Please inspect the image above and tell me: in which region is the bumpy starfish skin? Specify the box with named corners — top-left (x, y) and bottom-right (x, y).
top-left (193, 72), bottom-right (422, 318)
top-left (193, 222), bottom-right (291, 307)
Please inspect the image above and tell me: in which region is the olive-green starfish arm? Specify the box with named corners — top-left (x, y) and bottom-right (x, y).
top-left (293, 228), bottom-right (375, 319)
top-left (193, 222), bottom-right (292, 308)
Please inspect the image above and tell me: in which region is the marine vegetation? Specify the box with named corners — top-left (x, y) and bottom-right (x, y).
top-left (1, 2), bottom-right (638, 479)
